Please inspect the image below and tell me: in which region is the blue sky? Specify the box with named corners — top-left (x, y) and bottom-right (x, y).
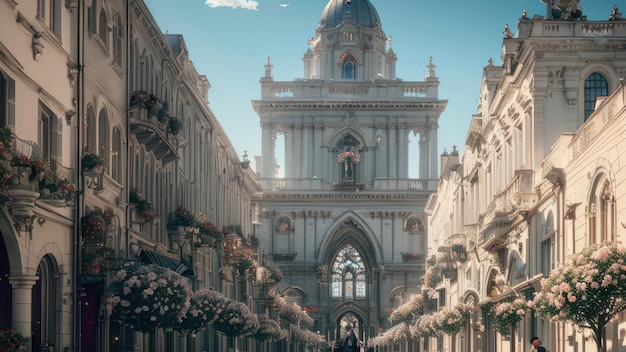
top-left (143, 0), bottom-right (618, 174)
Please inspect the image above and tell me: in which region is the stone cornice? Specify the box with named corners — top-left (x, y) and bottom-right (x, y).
top-left (252, 100), bottom-right (447, 111)
top-left (256, 192), bottom-right (430, 201)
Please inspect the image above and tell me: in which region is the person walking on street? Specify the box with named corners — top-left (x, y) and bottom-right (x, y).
top-left (530, 336), bottom-right (546, 352)
top-left (342, 326), bottom-right (359, 352)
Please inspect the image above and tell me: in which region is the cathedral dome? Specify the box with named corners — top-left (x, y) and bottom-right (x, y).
top-left (319, 0), bottom-right (381, 29)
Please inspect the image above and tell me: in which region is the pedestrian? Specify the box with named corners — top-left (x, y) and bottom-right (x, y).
top-left (342, 325), bottom-right (359, 352)
top-left (530, 336), bottom-right (546, 352)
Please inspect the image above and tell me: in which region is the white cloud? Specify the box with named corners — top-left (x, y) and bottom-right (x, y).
top-left (279, 3), bottom-right (290, 7)
top-left (204, 0), bottom-right (259, 10)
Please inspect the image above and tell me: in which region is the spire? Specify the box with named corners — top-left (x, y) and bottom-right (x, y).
top-left (263, 57), bottom-right (273, 82)
top-left (427, 57), bottom-right (437, 78)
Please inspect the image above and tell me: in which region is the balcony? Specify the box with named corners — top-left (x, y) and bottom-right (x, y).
top-left (479, 169), bottom-right (537, 247)
top-left (258, 79), bottom-right (441, 100)
top-left (400, 253), bottom-right (424, 263)
top-left (129, 91), bottom-right (181, 166)
top-left (257, 177), bottom-right (438, 192)
top-left (272, 253), bottom-right (297, 261)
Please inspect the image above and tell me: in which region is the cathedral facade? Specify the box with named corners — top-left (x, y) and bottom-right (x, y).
top-left (252, 0), bottom-right (446, 344)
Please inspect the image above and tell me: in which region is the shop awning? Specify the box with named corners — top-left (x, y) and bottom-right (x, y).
top-left (138, 249), bottom-right (195, 277)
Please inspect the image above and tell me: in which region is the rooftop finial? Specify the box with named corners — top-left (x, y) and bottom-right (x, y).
top-left (264, 57), bottom-right (273, 78)
top-left (427, 56), bottom-right (436, 78)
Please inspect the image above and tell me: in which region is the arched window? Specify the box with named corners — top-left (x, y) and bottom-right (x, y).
top-left (588, 176), bottom-right (614, 245)
top-left (331, 244), bottom-right (366, 299)
top-left (0, 71), bottom-right (15, 128)
top-left (32, 255), bottom-right (58, 349)
top-left (275, 215), bottom-right (294, 232)
top-left (113, 14), bottom-right (123, 67)
top-left (338, 51), bottom-right (359, 80)
top-left (343, 61), bottom-right (355, 79)
top-left (98, 109), bottom-right (110, 172)
top-left (111, 127), bottom-right (122, 182)
top-left (87, 0), bottom-right (97, 33)
top-left (335, 133), bottom-right (361, 184)
top-left (404, 216), bottom-right (424, 233)
top-left (99, 9), bottom-right (108, 48)
top-left (38, 102), bottom-right (59, 162)
top-left (85, 106), bottom-right (96, 152)
top-left (584, 72), bottom-right (608, 121)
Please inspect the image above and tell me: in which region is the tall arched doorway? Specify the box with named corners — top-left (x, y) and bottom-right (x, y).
top-left (0, 234), bottom-right (11, 330)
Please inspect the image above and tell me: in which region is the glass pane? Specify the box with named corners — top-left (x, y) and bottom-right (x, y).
top-left (344, 280), bottom-right (353, 299)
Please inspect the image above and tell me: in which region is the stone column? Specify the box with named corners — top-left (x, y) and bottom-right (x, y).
top-left (261, 123), bottom-right (275, 179)
top-left (9, 275), bottom-right (39, 344)
top-left (429, 124), bottom-right (439, 179)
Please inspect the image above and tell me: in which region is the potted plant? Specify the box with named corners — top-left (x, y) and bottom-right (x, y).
top-left (129, 191), bottom-right (155, 222)
top-left (167, 206), bottom-right (196, 230)
top-left (167, 117), bottom-right (181, 135)
top-left (81, 146), bottom-right (105, 172)
top-left (39, 176), bottom-right (76, 205)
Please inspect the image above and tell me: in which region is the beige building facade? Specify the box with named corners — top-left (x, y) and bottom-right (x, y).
top-left (0, 1), bottom-right (257, 351)
top-left (425, 3), bottom-right (626, 352)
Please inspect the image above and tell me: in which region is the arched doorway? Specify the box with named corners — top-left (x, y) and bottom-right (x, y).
top-left (0, 234), bottom-right (11, 330)
top-left (336, 312), bottom-right (365, 348)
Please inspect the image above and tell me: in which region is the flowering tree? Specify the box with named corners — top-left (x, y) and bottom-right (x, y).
top-left (491, 294), bottom-right (529, 335)
top-left (180, 289), bottom-right (226, 335)
top-left (110, 263), bottom-right (192, 333)
top-left (369, 323), bottom-right (410, 347)
top-left (213, 299), bottom-right (259, 337)
top-left (410, 314), bottom-right (439, 338)
top-left (532, 243), bottom-right (626, 352)
top-left (255, 315), bottom-right (286, 343)
top-left (389, 293), bottom-right (424, 325)
top-left (279, 302), bottom-right (314, 329)
top-left (432, 302), bottom-right (474, 335)
top-left (291, 326), bottom-right (325, 346)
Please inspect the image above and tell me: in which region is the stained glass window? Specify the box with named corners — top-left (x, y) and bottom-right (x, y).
top-left (331, 244), bottom-right (366, 299)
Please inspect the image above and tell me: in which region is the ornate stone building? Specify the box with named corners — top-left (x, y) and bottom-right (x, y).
top-left (0, 1), bottom-right (257, 351)
top-left (426, 2), bottom-right (626, 352)
top-left (252, 0), bottom-right (446, 344)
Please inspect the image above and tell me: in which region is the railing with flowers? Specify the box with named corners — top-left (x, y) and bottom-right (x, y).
top-left (400, 253), bottom-right (424, 263)
top-left (198, 220), bottom-right (223, 246)
top-left (332, 182), bottom-right (366, 191)
top-left (223, 233), bottom-right (257, 275)
top-left (129, 91), bottom-right (182, 165)
top-left (0, 129), bottom-right (47, 192)
top-left (167, 206), bottom-right (198, 232)
top-left (129, 191), bottom-right (154, 223)
top-left (39, 158), bottom-right (76, 207)
top-left (81, 207), bottom-right (115, 275)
